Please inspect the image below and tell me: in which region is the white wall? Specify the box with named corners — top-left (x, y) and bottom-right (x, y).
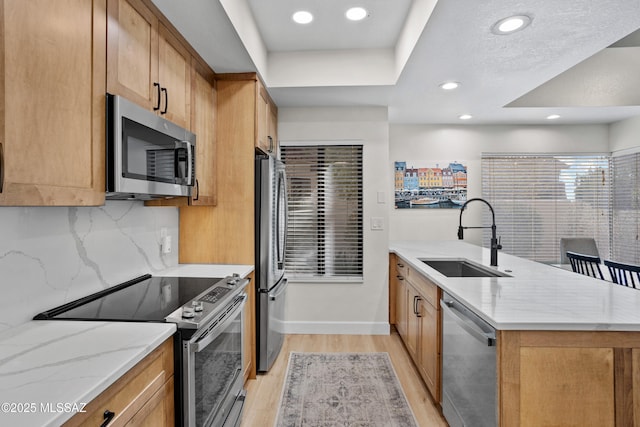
top-left (278, 107), bottom-right (390, 334)
top-left (0, 202), bottom-right (179, 332)
top-left (610, 115), bottom-right (640, 154)
top-left (389, 124), bottom-right (610, 244)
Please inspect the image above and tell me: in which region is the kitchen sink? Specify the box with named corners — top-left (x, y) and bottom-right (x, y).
top-left (420, 259), bottom-right (510, 278)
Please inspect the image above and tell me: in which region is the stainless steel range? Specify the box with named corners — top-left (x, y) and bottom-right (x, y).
top-left (34, 274), bottom-right (249, 427)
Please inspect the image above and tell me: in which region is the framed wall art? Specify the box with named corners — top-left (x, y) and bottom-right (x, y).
top-left (394, 161), bottom-right (467, 209)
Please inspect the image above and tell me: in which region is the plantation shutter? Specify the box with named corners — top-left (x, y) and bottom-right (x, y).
top-left (280, 144), bottom-right (363, 280)
top-left (611, 152), bottom-right (640, 264)
top-left (481, 154), bottom-right (610, 263)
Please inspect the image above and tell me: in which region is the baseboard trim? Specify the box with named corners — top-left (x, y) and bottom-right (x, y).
top-left (282, 321), bottom-right (390, 335)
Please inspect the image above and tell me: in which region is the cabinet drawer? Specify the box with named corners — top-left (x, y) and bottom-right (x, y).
top-left (64, 338), bottom-right (174, 427)
top-left (407, 266), bottom-right (439, 307)
top-left (395, 258), bottom-right (410, 280)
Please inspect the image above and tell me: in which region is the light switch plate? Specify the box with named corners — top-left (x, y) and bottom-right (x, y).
top-left (371, 217), bottom-right (384, 230)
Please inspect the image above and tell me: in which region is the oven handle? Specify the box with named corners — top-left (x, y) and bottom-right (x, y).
top-left (189, 294), bottom-right (246, 353)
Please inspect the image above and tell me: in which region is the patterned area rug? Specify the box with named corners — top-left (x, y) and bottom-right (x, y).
top-left (275, 352), bottom-right (418, 427)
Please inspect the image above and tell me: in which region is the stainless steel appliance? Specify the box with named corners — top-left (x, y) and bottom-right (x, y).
top-left (440, 291), bottom-right (497, 427)
top-left (34, 274), bottom-right (249, 427)
top-left (255, 153), bottom-right (289, 372)
top-left (106, 93), bottom-right (196, 200)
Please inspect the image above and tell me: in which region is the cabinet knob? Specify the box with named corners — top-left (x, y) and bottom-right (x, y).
top-left (100, 410), bottom-right (115, 427)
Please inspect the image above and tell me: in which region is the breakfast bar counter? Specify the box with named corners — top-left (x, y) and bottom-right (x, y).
top-left (390, 240), bottom-right (640, 331)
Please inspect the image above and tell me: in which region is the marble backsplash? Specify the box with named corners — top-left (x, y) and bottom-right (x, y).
top-left (0, 201), bottom-right (179, 332)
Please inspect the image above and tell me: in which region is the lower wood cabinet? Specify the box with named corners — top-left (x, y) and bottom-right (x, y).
top-left (390, 254), bottom-right (441, 403)
top-left (63, 338), bottom-right (174, 427)
top-left (499, 330), bottom-right (640, 427)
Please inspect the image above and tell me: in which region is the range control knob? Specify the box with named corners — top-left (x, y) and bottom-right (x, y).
top-left (192, 301), bottom-right (204, 312)
top-left (226, 278), bottom-right (238, 286)
top-left (182, 307), bottom-right (196, 318)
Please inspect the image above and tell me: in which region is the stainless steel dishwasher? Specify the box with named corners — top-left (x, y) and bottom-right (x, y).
top-left (440, 292), bottom-right (497, 427)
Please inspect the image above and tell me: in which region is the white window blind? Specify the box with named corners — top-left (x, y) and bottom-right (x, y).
top-left (281, 144), bottom-right (363, 280)
top-left (611, 153), bottom-right (640, 264)
top-left (482, 154), bottom-right (610, 263)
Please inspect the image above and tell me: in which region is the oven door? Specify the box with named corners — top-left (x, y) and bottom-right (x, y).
top-left (183, 294), bottom-right (246, 427)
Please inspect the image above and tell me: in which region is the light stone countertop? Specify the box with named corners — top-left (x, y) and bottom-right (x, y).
top-left (390, 240), bottom-right (640, 331)
top-left (0, 263), bottom-right (254, 427)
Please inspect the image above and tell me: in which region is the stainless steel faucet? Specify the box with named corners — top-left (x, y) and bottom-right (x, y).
top-left (457, 198), bottom-right (502, 266)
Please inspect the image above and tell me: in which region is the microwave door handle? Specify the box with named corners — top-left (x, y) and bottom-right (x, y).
top-left (174, 140), bottom-right (195, 185)
top-left (186, 141), bottom-right (194, 185)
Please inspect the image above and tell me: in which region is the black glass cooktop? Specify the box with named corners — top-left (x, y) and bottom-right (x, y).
top-left (34, 275), bottom-right (222, 322)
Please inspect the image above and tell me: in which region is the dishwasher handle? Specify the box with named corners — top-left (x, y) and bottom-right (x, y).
top-left (440, 299), bottom-right (496, 347)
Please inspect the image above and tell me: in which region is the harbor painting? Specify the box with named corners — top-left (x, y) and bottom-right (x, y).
top-left (394, 161), bottom-right (467, 209)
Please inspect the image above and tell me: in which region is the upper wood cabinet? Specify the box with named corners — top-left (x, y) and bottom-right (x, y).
top-left (256, 80), bottom-right (278, 155)
top-left (107, 0), bottom-right (191, 129)
top-left (0, 0), bottom-right (106, 206)
top-left (189, 58), bottom-right (217, 206)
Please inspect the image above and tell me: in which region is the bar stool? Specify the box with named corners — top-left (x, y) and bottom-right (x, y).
top-left (566, 251), bottom-right (605, 280)
top-left (604, 259), bottom-right (640, 289)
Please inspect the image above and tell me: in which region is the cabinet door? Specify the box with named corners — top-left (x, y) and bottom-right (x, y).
top-left (107, 0), bottom-right (159, 110)
top-left (256, 85), bottom-right (270, 153)
top-left (418, 299), bottom-right (439, 401)
top-left (406, 286), bottom-right (420, 359)
top-left (395, 277), bottom-right (408, 338)
top-left (125, 377), bottom-right (174, 427)
top-left (157, 23), bottom-right (191, 128)
top-left (190, 59), bottom-right (216, 206)
top-left (268, 100), bottom-right (278, 155)
top-left (0, 0), bottom-right (106, 206)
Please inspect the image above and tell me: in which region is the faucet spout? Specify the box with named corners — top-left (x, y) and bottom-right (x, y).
top-left (458, 198), bottom-right (501, 266)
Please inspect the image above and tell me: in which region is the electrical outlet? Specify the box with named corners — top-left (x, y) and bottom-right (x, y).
top-left (161, 235), bottom-right (172, 254)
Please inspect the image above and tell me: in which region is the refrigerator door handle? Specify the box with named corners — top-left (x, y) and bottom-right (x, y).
top-left (276, 168), bottom-right (288, 270)
top-left (269, 278), bottom-right (289, 301)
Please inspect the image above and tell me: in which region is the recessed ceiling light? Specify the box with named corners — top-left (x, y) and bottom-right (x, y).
top-left (346, 7), bottom-right (368, 21)
top-left (292, 10), bottom-right (313, 24)
top-left (440, 81), bottom-right (460, 90)
top-left (491, 15), bottom-right (532, 35)
top-left (459, 114), bottom-right (473, 120)
top-left (546, 114), bottom-right (561, 120)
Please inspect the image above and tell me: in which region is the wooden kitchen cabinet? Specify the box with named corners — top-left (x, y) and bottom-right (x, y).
top-left (256, 82), bottom-right (278, 155)
top-left (107, 0), bottom-right (191, 128)
top-left (389, 255), bottom-right (441, 403)
top-left (64, 338), bottom-right (174, 427)
top-left (498, 330), bottom-right (640, 427)
top-left (0, 0), bottom-right (106, 206)
top-left (188, 58), bottom-right (217, 206)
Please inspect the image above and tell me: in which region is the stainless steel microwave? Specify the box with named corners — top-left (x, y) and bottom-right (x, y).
top-left (106, 93), bottom-right (196, 200)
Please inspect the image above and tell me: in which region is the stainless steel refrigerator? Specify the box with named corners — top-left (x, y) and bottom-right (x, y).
top-left (255, 153), bottom-right (288, 372)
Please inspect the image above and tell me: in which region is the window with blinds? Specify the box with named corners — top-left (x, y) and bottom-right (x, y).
top-left (481, 154), bottom-right (611, 263)
top-left (280, 144), bottom-right (363, 280)
top-left (611, 153), bottom-right (640, 264)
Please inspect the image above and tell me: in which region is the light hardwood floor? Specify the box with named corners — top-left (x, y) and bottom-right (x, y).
top-left (240, 332), bottom-right (448, 427)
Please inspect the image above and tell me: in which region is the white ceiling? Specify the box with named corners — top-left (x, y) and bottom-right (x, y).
top-left (152, 0), bottom-right (640, 125)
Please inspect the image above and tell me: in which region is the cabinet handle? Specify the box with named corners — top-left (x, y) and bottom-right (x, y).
top-left (100, 410), bottom-right (115, 427)
top-left (0, 142), bottom-right (4, 193)
top-left (397, 263), bottom-right (404, 268)
top-left (268, 135), bottom-right (273, 153)
top-left (161, 87), bottom-right (168, 114)
top-left (153, 83), bottom-right (161, 111)
top-left (193, 179), bottom-right (199, 201)
top-left (396, 275), bottom-right (404, 281)
top-left (413, 296), bottom-right (423, 317)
